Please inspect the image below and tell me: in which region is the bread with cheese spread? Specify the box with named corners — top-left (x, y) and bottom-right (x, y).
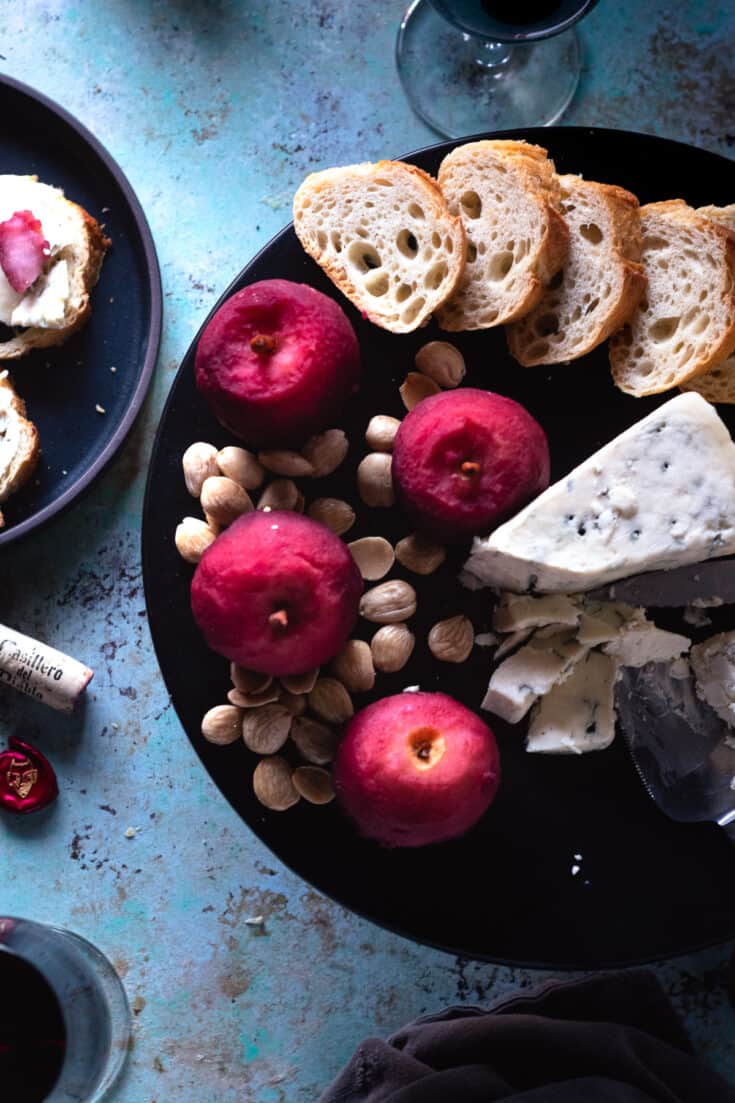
top-left (0, 372), bottom-right (40, 525)
top-left (0, 175), bottom-right (110, 360)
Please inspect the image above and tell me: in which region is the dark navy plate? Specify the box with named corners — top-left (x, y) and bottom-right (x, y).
top-left (143, 128), bottom-right (735, 968)
top-left (0, 74), bottom-right (161, 546)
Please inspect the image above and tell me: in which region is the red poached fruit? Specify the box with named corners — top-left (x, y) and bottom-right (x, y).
top-left (194, 279), bottom-right (361, 447)
top-left (190, 511), bottom-right (363, 676)
top-left (392, 388), bottom-right (550, 543)
top-left (334, 692), bottom-right (500, 847)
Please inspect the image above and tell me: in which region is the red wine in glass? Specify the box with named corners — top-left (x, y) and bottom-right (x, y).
top-left (0, 953), bottom-right (66, 1102)
top-left (430, 0), bottom-right (599, 39)
top-left (396, 0), bottom-right (599, 135)
top-left (0, 918), bottom-right (131, 1102)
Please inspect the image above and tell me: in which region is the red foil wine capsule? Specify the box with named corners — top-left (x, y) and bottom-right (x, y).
top-left (0, 737), bottom-right (58, 814)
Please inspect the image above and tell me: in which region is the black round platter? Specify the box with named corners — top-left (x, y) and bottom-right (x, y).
top-left (143, 128), bottom-right (735, 968)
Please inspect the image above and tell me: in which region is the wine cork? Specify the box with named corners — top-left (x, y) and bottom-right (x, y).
top-left (0, 625), bottom-right (94, 712)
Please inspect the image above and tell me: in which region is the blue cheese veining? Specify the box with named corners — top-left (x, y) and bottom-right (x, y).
top-left (462, 393), bottom-right (735, 594)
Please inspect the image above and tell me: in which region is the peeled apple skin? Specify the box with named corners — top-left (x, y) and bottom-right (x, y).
top-left (334, 691), bottom-right (501, 847)
top-left (190, 511), bottom-right (363, 676)
top-left (194, 279), bottom-right (361, 448)
top-left (392, 388), bottom-right (550, 543)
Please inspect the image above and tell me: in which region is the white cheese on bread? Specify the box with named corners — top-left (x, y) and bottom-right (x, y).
top-left (0, 176), bottom-right (80, 328)
top-left (462, 393), bottom-right (735, 594)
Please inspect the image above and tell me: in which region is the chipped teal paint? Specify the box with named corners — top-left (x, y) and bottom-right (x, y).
top-left (1, 1), bottom-right (734, 1099)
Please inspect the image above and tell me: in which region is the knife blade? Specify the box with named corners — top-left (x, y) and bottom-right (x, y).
top-left (588, 558), bottom-right (735, 607)
top-left (615, 662), bottom-right (735, 837)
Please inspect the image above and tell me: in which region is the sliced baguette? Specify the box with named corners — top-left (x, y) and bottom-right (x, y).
top-left (435, 140), bottom-right (569, 331)
top-left (506, 175), bottom-right (646, 365)
top-left (697, 203), bottom-right (735, 233)
top-left (680, 205), bottom-right (735, 403)
top-left (0, 176), bottom-right (110, 360)
top-left (609, 200), bottom-right (735, 396)
top-left (0, 372), bottom-right (40, 526)
top-left (292, 161), bottom-right (465, 334)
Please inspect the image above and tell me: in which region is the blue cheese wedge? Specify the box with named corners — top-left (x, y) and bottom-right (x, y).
top-left (492, 592), bottom-right (581, 633)
top-left (481, 629), bottom-right (589, 723)
top-left (526, 651), bottom-right (618, 754)
top-left (602, 621), bottom-right (690, 667)
top-left (462, 393), bottom-right (735, 594)
top-left (690, 630), bottom-right (735, 727)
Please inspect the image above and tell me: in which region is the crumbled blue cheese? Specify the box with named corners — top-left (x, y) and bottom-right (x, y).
top-left (690, 631), bottom-right (735, 727)
top-left (481, 629), bottom-right (589, 723)
top-left (462, 393), bottom-right (735, 593)
top-left (602, 622), bottom-right (690, 667)
top-left (526, 651), bottom-right (617, 754)
top-left (575, 601), bottom-right (640, 646)
top-left (493, 627), bottom-right (533, 660)
top-left (492, 592), bottom-right (581, 633)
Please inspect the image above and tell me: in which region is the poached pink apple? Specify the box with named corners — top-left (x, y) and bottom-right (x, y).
top-left (334, 691), bottom-right (500, 847)
top-left (191, 511), bottom-right (363, 676)
top-left (392, 388), bottom-right (549, 543)
top-left (195, 279), bottom-right (361, 447)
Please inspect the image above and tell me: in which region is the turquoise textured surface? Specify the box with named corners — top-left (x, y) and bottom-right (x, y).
top-left (1, 1), bottom-right (734, 1098)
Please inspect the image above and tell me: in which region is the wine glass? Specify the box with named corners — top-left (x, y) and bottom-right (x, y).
top-left (396, 0), bottom-right (600, 137)
top-left (0, 917), bottom-right (131, 1102)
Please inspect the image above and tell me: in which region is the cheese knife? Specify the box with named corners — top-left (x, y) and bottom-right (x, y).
top-left (588, 558), bottom-right (735, 608)
top-left (615, 662), bottom-right (735, 841)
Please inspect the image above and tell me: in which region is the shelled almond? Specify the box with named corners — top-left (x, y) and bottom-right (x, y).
top-left (216, 445), bottom-right (265, 490)
top-left (175, 517), bottom-right (217, 564)
top-left (331, 640), bottom-right (375, 694)
top-left (253, 756), bottom-right (300, 811)
top-left (183, 442), bottom-right (219, 497)
top-left (201, 476), bottom-right (253, 526)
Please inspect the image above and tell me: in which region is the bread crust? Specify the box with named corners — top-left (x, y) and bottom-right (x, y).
top-left (610, 200), bottom-right (735, 396)
top-left (293, 161), bottom-right (465, 334)
top-left (436, 140), bottom-right (569, 331)
top-left (681, 354), bottom-right (735, 404)
top-left (0, 199), bottom-right (110, 360)
top-left (506, 175), bottom-right (646, 366)
top-left (0, 374), bottom-right (40, 525)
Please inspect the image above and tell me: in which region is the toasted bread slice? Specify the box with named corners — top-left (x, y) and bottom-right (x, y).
top-left (293, 161), bottom-right (465, 334)
top-left (506, 175), bottom-right (646, 365)
top-left (680, 205), bottom-right (735, 404)
top-left (435, 140), bottom-right (569, 331)
top-left (0, 372), bottom-right (40, 525)
top-left (609, 200), bottom-right (735, 396)
top-left (0, 175), bottom-right (110, 360)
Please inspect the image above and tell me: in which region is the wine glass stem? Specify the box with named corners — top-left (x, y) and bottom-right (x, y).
top-left (471, 37), bottom-right (514, 69)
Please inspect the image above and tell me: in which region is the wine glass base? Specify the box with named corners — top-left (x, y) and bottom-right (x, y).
top-left (396, 0), bottom-right (582, 137)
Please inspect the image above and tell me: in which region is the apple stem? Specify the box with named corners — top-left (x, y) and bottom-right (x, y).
top-left (250, 333), bottom-right (276, 354)
top-left (268, 609), bottom-right (289, 632)
top-left (460, 461), bottom-right (481, 477)
top-left (416, 744), bottom-right (431, 761)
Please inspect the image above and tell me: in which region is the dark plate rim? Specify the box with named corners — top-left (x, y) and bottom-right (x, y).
top-left (0, 72), bottom-right (162, 548)
top-left (142, 126), bottom-right (735, 968)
